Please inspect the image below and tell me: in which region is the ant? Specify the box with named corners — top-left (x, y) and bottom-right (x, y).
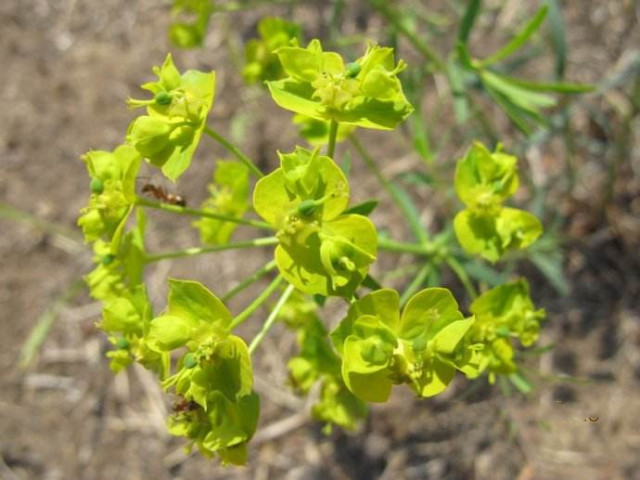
top-left (141, 183), bottom-right (187, 207)
top-left (173, 397), bottom-right (198, 413)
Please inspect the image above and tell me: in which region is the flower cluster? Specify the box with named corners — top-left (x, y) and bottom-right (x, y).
top-left (127, 53), bottom-right (215, 181)
top-left (253, 146), bottom-right (377, 297)
top-left (454, 142), bottom-right (543, 262)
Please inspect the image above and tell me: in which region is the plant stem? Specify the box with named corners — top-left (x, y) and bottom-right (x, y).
top-left (249, 284), bottom-right (295, 355)
top-left (144, 237), bottom-right (278, 263)
top-left (368, 0), bottom-right (445, 71)
top-left (400, 263), bottom-right (431, 305)
top-left (230, 275), bottom-right (283, 329)
top-left (222, 260), bottom-right (278, 302)
top-left (203, 125), bottom-right (264, 178)
top-left (350, 135), bottom-right (429, 243)
top-left (327, 120), bottom-right (339, 158)
top-left (445, 255), bottom-right (478, 299)
top-left (215, 0), bottom-right (295, 12)
top-left (377, 236), bottom-right (434, 256)
top-left (135, 197), bottom-right (272, 230)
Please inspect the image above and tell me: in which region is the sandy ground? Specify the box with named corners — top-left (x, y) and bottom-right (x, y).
top-left (1, 1), bottom-right (640, 479)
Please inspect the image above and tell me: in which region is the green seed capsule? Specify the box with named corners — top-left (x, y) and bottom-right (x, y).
top-left (495, 326), bottom-right (511, 338)
top-left (298, 199), bottom-right (318, 217)
top-left (155, 91), bottom-right (173, 105)
top-left (116, 337), bottom-right (130, 350)
top-left (90, 177), bottom-right (104, 195)
top-left (183, 353), bottom-right (198, 369)
top-left (102, 254), bottom-right (116, 266)
top-left (345, 62), bottom-right (361, 78)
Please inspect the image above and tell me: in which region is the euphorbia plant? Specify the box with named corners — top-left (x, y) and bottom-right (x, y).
top-left (78, 34), bottom-right (549, 465)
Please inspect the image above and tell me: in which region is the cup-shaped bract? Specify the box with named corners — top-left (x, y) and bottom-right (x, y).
top-left (267, 40), bottom-right (413, 130)
top-left (253, 146), bottom-right (377, 297)
top-left (78, 145), bottom-right (141, 242)
top-left (453, 142), bottom-right (542, 262)
top-left (459, 279), bottom-right (546, 381)
top-left (455, 142), bottom-right (519, 211)
top-left (126, 54), bottom-right (215, 181)
top-left (243, 17), bottom-right (301, 84)
top-left (194, 161), bottom-right (250, 245)
top-left (331, 288), bottom-right (474, 403)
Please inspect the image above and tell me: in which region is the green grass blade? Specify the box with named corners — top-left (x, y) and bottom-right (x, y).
top-left (17, 281), bottom-right (86, 371)
top-left (457, 0), bottom-right (482, 45)
top-left (481, 6), bottom-right (549, 67)
top-left (544, 0), bottom-right (567, 78)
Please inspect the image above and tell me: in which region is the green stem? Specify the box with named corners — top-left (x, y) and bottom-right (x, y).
top-left (135, 197), bottom-right (272, 230)
top-left (377, 236), bottom-right (434, 256)
top-left (445, 256), bottom-right (478, 299)
top-left (350, 135), bottom-right (429, 243)
top-left (203, 126), bottom-right (264, 178)
top-left (144, 237), bottom-right (278, 263)
top-left (368, 0), bottom-right (446, 71)
top-left (400, 263), bottom-right (431, 305)
top-left (215, 0), bottom-right (295, 12)
top-left (222, 260), bottom-right (278, 302)
top-left (327, 120), bottom-right (339, 158)
top-left (230, 275), bottom-right (283, 329)
top-left (248, 284), bottom-right (295, 355)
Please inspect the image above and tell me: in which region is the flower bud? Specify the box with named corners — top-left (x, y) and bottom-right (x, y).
top-left (345, 62), bottom-right (361, 78)
top-left (90, 177), bottom-right (104, 195)
top-left (116, 337), bottom-right (130, 350)
top-left (183, 352), bottom-right (198, 368)
top-left (155, 91), bottom-right (173, 105)
top-left (102, 254), bottom-right (116, 266)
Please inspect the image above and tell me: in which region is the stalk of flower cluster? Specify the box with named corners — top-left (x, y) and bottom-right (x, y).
top-left (230, 274), bottom-right (284, 329)
top-left (248, 284), bottom-right (295, 354)
top-left (135, 196), bottom-right (273, 230)
top-left (144, 237), bottom-right (279, 263)
top-left (203, 126), bottom-right (264, 178)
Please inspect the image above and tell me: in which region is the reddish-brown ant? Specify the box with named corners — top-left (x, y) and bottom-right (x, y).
top-left (173, 397), bottom-right (198, 413)
top-left (141, 183), bottom-right (187, 207)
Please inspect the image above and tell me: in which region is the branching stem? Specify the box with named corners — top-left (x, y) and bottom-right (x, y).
top-left (203, 125), bottom-right (264, 178)
top-left (248, 284), bottom-right (295, 355)
top-left (135, 197), bottom-right (273, 230)
top-left (230, 274), bottom-right (283, 329)
top-left (144, 237), bottom-right (278, 263)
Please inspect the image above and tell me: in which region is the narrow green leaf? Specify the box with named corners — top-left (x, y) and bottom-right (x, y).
top-left (447, 57), bottom-right (471, 123)
top-left (458, 0), bottom-right (482, 45)
top-left (544, 0), bottom-right (567, 78)
top-left (17, 281), bottom-right (85, 371)
top-left (508, 371), bottom-right (533, 394)
top-left (494, 74), bottom-right (593, 94)
top-left (361, 274), bottom-right (383, 291)
top-left (529, 250), bottom-right (569, 296)
top-left (481, 6), bottom-right (549, 67)
top-left (410, 111), bottom-right (433, 163)
top-left (344, 199), bottom-right (379, 217)
top-left (388, 183), bottom-right (428, 243)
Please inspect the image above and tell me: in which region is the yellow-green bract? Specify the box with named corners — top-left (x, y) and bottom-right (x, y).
top-left (330, 288), bottom-right (474, 402)
top-left (126, 54), bottom-right (215, 181)
top-left (453, 142), bottom-right (542, 262)
top-left (456, 279), bottom-right (546, 383)
top-left (148, 279), bottom-right (259, 465)
top-left (194, 161), bottom-right (251, 245)
top-left (267, 39), bottom-right (414, 130)
top-left (253, 146), bottom-right (377, 297)
top-left (243, 16), bottom-right (301, 84)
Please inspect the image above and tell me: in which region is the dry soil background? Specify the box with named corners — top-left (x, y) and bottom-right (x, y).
top-left (1, 1), bottom-right (640, 479)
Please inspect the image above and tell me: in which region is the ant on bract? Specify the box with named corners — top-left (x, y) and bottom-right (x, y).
top-left (138, 178), bottom-right (187, 207)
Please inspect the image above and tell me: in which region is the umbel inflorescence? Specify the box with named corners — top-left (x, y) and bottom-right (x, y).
top-left (78, 36), bottom-right (545, 465)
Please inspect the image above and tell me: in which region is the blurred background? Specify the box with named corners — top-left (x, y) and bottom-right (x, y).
top-left (1, 0), bottom-right (640, 479)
